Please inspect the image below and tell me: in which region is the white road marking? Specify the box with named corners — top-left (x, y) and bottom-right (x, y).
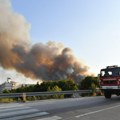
top-left (37, 115), bottom-right (62, 120)
top-left (0, 109), bottom-right (39, 118)
top-left (0, 103), bottom-right (25, 109)
top-left (0, 106), bottom-right (31, 112)
top-left (0, 103), bottom-right (49, 119)
top-left (76, 104), bottom-right (120, 118)
top-left (1, 112), bottom-right (49, 120)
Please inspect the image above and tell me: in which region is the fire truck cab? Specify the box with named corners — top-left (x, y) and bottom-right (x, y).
top-left (99, 65), bottom-right (120, 99)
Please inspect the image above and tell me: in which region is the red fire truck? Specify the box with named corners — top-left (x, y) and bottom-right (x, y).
top-left (99, 65), bottom-right (120, 99)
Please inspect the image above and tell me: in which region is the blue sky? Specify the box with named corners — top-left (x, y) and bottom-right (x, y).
top-left (11, 0), bottom-right (120, 75)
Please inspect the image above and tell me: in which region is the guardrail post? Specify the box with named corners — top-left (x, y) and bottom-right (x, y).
top-left (72, 93), bottom-right (80, 98)
top-left (22, 93), bottom-right (26, 102)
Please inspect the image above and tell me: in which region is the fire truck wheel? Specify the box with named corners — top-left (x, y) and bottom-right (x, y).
top-left (104, 91), bottom-right (111, 99)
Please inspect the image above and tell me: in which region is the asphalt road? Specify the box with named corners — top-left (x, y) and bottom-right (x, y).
top-left (1, 96), bottom-right (120, 120)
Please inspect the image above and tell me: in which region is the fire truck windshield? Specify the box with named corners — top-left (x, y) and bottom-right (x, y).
top-left (100, 68), bottom-right (120, 77)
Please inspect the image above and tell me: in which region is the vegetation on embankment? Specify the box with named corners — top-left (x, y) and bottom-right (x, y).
top-left (1, 76), bottom-right (102, 102)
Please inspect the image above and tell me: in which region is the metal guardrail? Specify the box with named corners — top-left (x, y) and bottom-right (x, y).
top-left (0, 90), bottom-right (92, 98)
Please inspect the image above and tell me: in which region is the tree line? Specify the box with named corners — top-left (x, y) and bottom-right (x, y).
top-left (4, 76), bottom-right (101, 96)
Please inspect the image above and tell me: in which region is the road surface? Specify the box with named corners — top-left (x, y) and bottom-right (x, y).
top-left (0, 96), bottom-right (120, 120)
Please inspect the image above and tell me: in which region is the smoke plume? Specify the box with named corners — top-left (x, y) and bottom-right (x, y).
top-left (0, 0), bottom-right (89, 82)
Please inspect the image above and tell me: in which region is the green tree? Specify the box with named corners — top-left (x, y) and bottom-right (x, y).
top-left (47, 85), bottom-right (64, 99)
top-left (80, 76), bottom-right (99, 96)
top-left (2, 89), bottom-right (10, 93)
top-left (58, 80), bottom-right (78, 91)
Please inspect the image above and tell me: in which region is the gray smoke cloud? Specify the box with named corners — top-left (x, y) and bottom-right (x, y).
top-left (0, 0), bottom-right (89, 82)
